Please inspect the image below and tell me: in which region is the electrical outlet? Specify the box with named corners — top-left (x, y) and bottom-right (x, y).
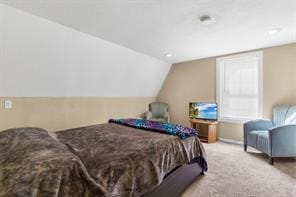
top-left (4, 100), bottom-right (12, 109)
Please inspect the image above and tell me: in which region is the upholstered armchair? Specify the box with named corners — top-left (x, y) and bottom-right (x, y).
top-left (145, 102), bottom-right (170, 123)
top-left (244, 105), bottom-right (296, 165)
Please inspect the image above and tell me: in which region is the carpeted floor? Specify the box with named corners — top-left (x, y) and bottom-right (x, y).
top-left (182, 141), bottom-right (296, 197)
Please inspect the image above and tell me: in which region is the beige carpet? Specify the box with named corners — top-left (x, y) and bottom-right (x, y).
top-left (182, 141), bottom-right (296, 197)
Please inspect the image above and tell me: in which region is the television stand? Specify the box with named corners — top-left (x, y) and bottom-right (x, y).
top-left (189, 118), bottom-right (218, 143)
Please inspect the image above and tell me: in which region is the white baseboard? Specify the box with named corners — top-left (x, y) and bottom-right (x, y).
top-left (218, 137), bottom-right (243, 145)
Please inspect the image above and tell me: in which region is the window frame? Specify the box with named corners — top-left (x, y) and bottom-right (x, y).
top-left (216, 51), bottom-right (263, 124)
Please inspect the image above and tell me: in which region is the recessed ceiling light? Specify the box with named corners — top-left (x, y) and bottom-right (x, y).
top-left (200, 15), bottom-right (213, 25)
top-left (165, 53), bottom-right (172, 57)
top-left (267, 28), bottom-right (282, 35)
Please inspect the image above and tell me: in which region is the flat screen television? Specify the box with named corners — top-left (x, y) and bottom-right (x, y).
top-left (189, 102), bottom-right (218, 121)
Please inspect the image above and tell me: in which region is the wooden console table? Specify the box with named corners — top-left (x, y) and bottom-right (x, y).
top-left (189, 118), bottom-right (218, 143)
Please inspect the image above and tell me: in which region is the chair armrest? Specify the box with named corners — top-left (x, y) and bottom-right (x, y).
top-left (269, 124), bottom-right (296, 131)
top-left (269, 124), bottom-right (296, 157)
top-left (243, 119), bottom-right (273, 145)
top-left (145, 111), bottom-right (152, 120)
top-left (164, 112), bottom-right (170, 123)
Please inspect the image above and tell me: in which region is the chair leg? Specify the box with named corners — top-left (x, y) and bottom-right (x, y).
top-left (269, 157), bottom-right (274, 165)
top-left (244, 145), bottom-right (247, 152)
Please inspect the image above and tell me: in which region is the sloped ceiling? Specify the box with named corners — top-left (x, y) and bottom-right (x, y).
top-left (0, 4), bottom-right (171, 97)
top-left (1, 0), bottom-right (296, 63)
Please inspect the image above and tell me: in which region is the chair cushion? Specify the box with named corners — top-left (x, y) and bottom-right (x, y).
top-left (273, 105), bottom-right (296, 126)
top-left (149, 118), bottom-right (167, 123)
top-left (247, 130), bottom-right (268, 149)
top-left (284, 106), bottom-right (296, 124)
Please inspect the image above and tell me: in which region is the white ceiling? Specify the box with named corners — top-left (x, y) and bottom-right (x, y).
top-left (1, 0), bottom-right (296, 63)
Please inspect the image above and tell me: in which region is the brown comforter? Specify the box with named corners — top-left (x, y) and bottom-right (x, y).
top-left (0, 123), bottom-right (206, 197)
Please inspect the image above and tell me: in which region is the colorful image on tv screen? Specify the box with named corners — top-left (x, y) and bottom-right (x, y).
top-left (189, 102), bottom-right (217, 120)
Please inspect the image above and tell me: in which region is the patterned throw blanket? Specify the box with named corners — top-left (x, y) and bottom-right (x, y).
top-left (109, 118), bottom-right (197, 139)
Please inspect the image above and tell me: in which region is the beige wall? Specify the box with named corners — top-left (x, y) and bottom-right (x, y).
top-left (158, 43), bottom-right (296, 141)
top-left (263, 44), bottom-right (296, 118)
top-left (0, 97), bottom-right (155, 132)
top-left (1, 44), bottom-right (295, 137)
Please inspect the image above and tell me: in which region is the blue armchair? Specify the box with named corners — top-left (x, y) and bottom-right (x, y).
top-left (145, 102), bottom-right (170, 123)
top-left (244, 105), bottom-right (296, 165)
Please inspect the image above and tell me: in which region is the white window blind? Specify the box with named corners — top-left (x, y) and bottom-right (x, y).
top-left (216, 51), bottom-right (263, 122)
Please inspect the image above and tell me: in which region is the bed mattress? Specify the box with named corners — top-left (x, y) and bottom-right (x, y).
top-left (0, 123), bottom-right (206, 197)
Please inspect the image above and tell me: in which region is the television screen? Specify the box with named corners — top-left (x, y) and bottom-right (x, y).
top-left (189, 102), bottom-right (218, 120)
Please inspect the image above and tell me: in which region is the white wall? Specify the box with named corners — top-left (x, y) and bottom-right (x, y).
top-left (0, 4), bottom-right (171, 97)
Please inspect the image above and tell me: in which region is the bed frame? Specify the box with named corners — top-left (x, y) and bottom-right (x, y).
top-left (143, 162), bottom-right (203, 197)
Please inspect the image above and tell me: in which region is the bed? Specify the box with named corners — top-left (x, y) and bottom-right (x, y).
top-left (0, 120), bottom-right (207, 197)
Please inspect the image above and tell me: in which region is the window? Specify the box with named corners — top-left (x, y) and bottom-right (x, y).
top-left (216, 51), bottom-right (263, 123)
